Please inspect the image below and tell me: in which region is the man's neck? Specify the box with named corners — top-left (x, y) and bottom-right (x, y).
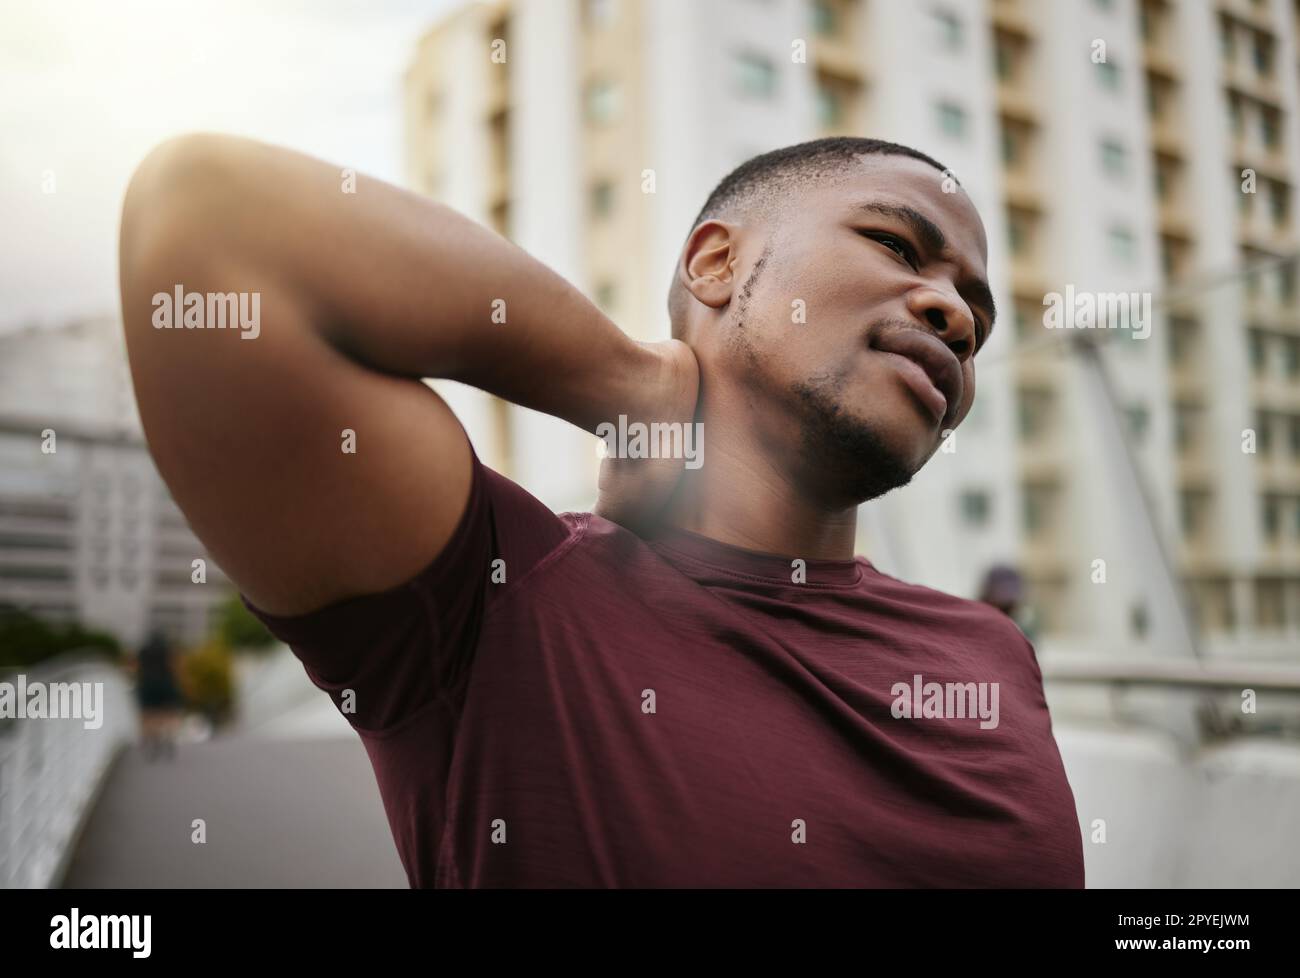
top-left (660, 430), bottom-right (859, 560)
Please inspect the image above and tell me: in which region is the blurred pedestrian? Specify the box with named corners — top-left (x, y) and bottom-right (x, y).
top-left (134, 629), bottom-right (184, 760)
top-left (978, 564), bottom-right (1038, 644)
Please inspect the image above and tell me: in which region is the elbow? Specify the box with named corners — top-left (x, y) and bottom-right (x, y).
top-left (119, 133), bottom-right (239, 297)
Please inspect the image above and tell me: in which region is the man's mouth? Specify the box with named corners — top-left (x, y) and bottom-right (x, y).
top-left (870, 328), bottom-right (963, 428)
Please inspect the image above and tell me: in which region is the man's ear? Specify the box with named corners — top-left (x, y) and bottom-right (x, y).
top-left (678, 220), bottom-right (739, 310)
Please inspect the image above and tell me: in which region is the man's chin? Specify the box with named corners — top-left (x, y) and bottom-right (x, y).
top-left (839, 459), bottom-right (915, 507)
top-left (791, 383), bottom-right (925, 506)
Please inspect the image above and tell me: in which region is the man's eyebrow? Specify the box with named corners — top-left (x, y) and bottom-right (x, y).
top-left (854, 200), bottom-right (998, 335)
top-left (856, 201), bottom-right (947, 254)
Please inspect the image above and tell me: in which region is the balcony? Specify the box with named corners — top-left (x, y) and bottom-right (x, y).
top-left (1217, 0), bottom-right (1276, 34)
top-left (811, 34), bottom-right (864, 84)
top-left (1243, 284), bottom-right (1300, 327)
top-left (990, 0), bottom-right (1033, 38)
top-left (1149, 115), bottom-right (1185, 157)
top-left (1221, 57), bottom-right (1282, 107)
top-left (997, 82), bottom-right (1037, 125)
top-left (1142, 40), bottom-right (1180, 81)
top-left (1158, 196), bottom-right (1195, 242)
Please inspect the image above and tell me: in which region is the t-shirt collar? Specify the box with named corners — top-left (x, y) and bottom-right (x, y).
top-left (646, 524), bottom-right (866, 587)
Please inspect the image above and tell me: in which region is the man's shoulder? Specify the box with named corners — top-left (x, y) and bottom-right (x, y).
top-left (862, 564), bottom-right (1035, 651)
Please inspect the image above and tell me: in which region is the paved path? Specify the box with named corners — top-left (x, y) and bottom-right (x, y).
top-left (62, 734), bottom-right (407, 888)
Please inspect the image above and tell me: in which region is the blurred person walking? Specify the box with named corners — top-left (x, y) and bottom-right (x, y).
top-left (133, 629), bottom-right (184, 760)
top-left (977, 564), bottom-right (1038, 645)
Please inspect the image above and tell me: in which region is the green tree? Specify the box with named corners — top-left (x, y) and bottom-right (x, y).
top-left (0, 604), bottom-right (121, 671)
top-left (181, 638), bottom-right (235, 724)
top-left (214, 592), bottom-right (276, 651)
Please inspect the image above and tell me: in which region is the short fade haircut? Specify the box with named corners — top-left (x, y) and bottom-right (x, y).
top-left (667, 137), bottom-right (952, 338)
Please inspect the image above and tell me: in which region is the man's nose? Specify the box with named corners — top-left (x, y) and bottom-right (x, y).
top-left (906, 286), bottom-right (977, 362)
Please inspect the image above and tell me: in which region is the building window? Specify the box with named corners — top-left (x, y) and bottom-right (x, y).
top-left (936, 100), bottom-right (968, 139)
top-left (736, 52), bottom-right (778, 99)
top-left (1007, 211), bottom-right (1028, 255)
top-left (1245, 263), bottom-right (1261, 296)
top-left (1169, 317), bottom-right (1197, 364)
top-left (994, 36), bottom-right (1013, 81)
top-left (1022, 494), bottom-right (1040, 534)
top-left (1269, 182), bottom-right (1289, 227)
top-left (1107, 226), bottom-right (1136, 263)
top-left (590, 179), bottom-right (615, 219)
top-left (1261, 108), bottom-right (1280, 146)
top-left (811, 0), bottom-right (837, 35)
top-left (1179, 491), bottom-right (1201, 537)
top-left (1279, 260), bottom-right (1297, 301)
top-left (734, 51), bottom-right (777, 98)
top-left (1018, 388), bottom-right (1052, 439)
top-left (959, 489), bottom-right (990, 528)
top-left (584, 0), bottom-right (619, 28)
top-left (1130, 602), bottom-right (1148, 639)
top-left (1252, 32), bottom-right (1273, 77)
top-left (1095, 60), bottom-right (1120, 91)
top-left (1100, 138), bottom-right (1127, 179)
top-left (1174, 404), bottom-right (1197, 452)
top-left (1262, 496), bottom-right (1281, 538)
top-left (1256, 409), bottom-right (1273, 453)
top-left (585, 80), bottom-right (621, 124)
top-left (933, 8), bottom-right (963, 50)
top-left (1001, 128), bottom-right (1018, 166)
top-left (1227, 93), bottom-right (1244, 135)
top-left (1249, 330), bottom-right (1267, 374)
top-left (1022, 486), bottom-right (1054, 535)
top-left (1014, 306), bottom-right (1030, 338)
top-left (1124, 403), bottom-right (1149, 442)
top-left (594, 280), bottom-right (617, 312)
top-left (1255, 578), bottom-right (1286, 628)
top-left (816, 85), bottom-right (842, 128)
top-left (1283, 338), bottom-right (1300, 379)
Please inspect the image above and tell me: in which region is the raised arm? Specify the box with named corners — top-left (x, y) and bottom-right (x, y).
top-left (118, 133), bottom-right (694, 616)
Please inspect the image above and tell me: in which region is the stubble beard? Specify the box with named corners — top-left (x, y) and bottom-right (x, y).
top-left (789, 371), bottom-right (919, 507)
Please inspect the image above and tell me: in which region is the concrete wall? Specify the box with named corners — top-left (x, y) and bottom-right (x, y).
top-left (1057, 723), bottom-right (1300, 887)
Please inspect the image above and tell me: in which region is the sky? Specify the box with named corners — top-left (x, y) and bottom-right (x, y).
top-left (0, 0), bottom-right (462, 330)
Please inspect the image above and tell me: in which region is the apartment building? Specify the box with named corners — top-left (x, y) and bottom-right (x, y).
top-left (404, 0), bottom-right (1300, 656)
top-left (0, 318), bottom-right (231, 648)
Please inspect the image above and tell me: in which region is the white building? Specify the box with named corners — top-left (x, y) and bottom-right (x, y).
top-left (0, 318), bottom-right (231, 648)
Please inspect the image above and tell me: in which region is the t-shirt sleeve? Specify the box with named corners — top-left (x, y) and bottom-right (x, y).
top-left (238, 440), bottom-right (572, 735)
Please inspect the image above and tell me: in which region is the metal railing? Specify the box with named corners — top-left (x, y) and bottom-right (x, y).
top-left (1042, 658), bottom-right (1300, 691)
top-left (0, 652), bottom-right (134, 888)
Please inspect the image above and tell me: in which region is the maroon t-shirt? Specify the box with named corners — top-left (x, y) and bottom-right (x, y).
top-left (243, 448), bottom-right (1084, 887)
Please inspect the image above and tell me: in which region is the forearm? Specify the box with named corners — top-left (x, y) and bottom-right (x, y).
top-left (120, 133), bottom-right (655, 433)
